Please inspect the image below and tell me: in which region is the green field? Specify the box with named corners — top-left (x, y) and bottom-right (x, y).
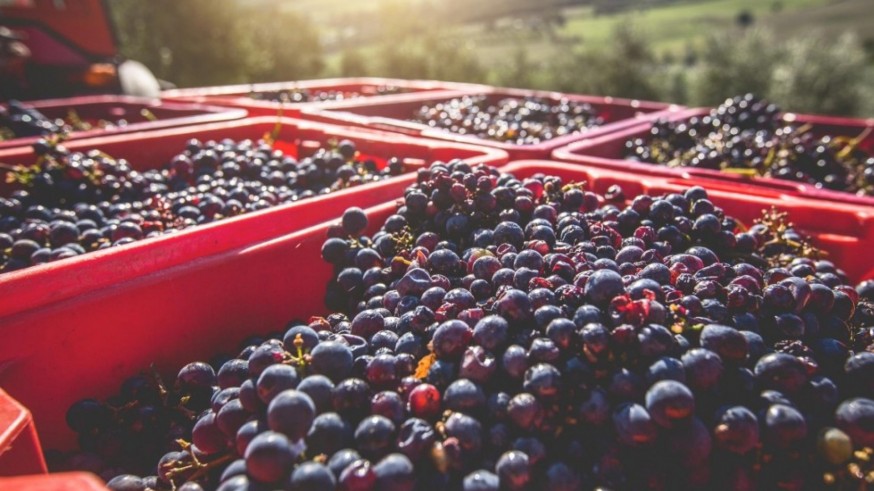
top-left (308, 0), bottom-right (874, 75)
top-left (559, 0), bottom-right (836, 56)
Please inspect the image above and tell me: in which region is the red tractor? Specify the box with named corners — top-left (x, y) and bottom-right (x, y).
top-left (0, 0), bottom-right (160, 101)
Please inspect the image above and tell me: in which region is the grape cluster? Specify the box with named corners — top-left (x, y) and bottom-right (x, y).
top-left (410, 95), bottom-right (604, 145)
top-left (0, 138), bottom-right (405, 274)
top-left (50, 365), bottom-right (221, 479)
top-left (0, 100), bottom-right (131, 141)
top-left (250, 86), bottom-right (407, 104)
top-left (0, 100), bottom-right (61, 139)
top-left (624, 94), bottom-right (874, 195)
top-left (59, 162), bottom-right (874, 490)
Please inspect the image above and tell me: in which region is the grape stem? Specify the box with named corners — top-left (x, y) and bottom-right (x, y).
top-left (168, 439), bottom-right (234, 484)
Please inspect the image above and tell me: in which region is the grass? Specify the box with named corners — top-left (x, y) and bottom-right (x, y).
top-left (763, 0), bottom-right (874, 39)
top-left (314, 0), bottom-right (874, 71)
top-left (557, 0), bottom-right (849, 57)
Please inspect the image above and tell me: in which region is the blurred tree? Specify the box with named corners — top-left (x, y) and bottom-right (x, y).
top-left (689, 28), bottom-right (869, 116)
top-left (108, 0), bottom-right (323, 87)
top-left (736, 10), bottom-right (755, 28)
top-left (495, 44), bottom-right (537, 89)
top-left (863, 37), bottom-right (874, 63)
top-left (683, 42), bottom-right (698, 66)
top-left (109, 0), bottom-right (251, 86)
top-left (770, 33), bottom-right (867, 116)
top-left (339, 48), bottom-right (368, 77)
top-left (690, 29), bottom-right (781, 106)
top-left (661, 65), bottom-right (689, 105)
top-left (566, 22), bottom-right (663, 100)
top-left (240, 5), bottom-right (324, 83)
top-left (376, 42), bottom-right (430, 80)
top-left (427, 38), bottom-right (489, 83)
top-left (373, 0), bottom-right (430, 42)
top-left (372, 32), bottom-right (488, 84)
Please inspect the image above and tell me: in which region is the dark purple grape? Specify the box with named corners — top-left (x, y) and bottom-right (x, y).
top-left (713, 406), bottom-right (759, 454)
top-left (215, 398), bottom-right (249, 438)
top-left (444, 379), bottom-right (486, 414)
top-left (495, 289), bottom-right (532, 323)
top-left (665, 417), bottom-right (712, 467)
top-left (472, 316), bottom-right (508, 351)
top-left (267, 389), bottom-right (316, 441)
top-left (66, 399), bottom-right (111, 434)
top-left (105, 475), bottom-right (146, 491)
top-left (235, 419), bottom-right (266, 456)
top-left (645, 380), bottom-right (695, 428)
top-left (288, 461), bottom-right (336, 491)
top-left (835, 398), bottom-right (874, 447)
top-left (328, 449), bottom-right (362, 477)
top-left (432, 320), bottom-right (473, 360)
top-left (371, 391), bottom-right (405, 425)
top-left (244, 431), bottom-right (299, 484)
top-left (613, 403), bottom-right (658, 447)
top-left (217, 359), bottom-right (249, 389)
top-left (754, 353), bottom-right (808, 395)
top-left (763, 404), bottom-right (807, 449)
top-left (507, 393), bottom-right (541, 431)
top-left (339, 459), bottom-right (377, 491)
top-left (681, 348), bottom-right (724, 391)
top-left (462, 470), bottom-right (499, 491)
top-left (373, 453), bottom-right (415, 491)
top-left (844, 353), bottom-right (874, 396)
top-left (355, 415), bottom-right (397, 460)
top-left (306, 412), bottom-right (353, 456)
top-left (332, 378), bottom-right (372, 420)
top-left (700, 324), bottom-right (748, 363)
top-left (646, 357), bottom-right (686, 385)
top-left (584, 269), bottom-right (624, 305)
top-left (311, 341), bottom-right (354, 382)
top-left (495, 450), bottom-right (530, 491)
top-left (176, 362), bottom-right (216, 392)
top-left (256, 364), bottom-right (300, 404)
top-left (522, 363), bottom-right (561, 399)
top-left (297, 374), bottom-right (334, 414)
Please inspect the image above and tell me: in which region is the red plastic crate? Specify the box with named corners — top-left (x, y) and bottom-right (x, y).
top-left (0, 389), bottom-right (45, 476)
top-left (0, 473), bottom-right (106, 491)
top-left (0, 96), bottom-right (247, 150)
top-left (507, 161), bottom-right (874, 283)
top-left (160, 77), bottom-right (489, 117)
top-left (552, 107), bottom-right (874, 207)
top-left (302, 87), bottom-right (682, 160)
top-left (2, 160), bottom-right (874, 478)
top-left (0, 116), bottom-right (507, 319)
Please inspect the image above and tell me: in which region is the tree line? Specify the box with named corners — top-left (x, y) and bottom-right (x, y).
top-left (108, 0), bottom-right (873, 116)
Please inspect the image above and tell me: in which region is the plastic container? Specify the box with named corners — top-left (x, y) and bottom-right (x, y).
top-left (302, 87), bottom-right (682, 160)
top-left (0, 116), bottom-right (508, 319)
top-left (0, 473), bottom-right (107, 491)
top-left (505, 161), bottom-right (874, 282)
top-left (552, 107), bottom-right (874, 207)
top-left (0, 389), bottom-right (45, 476)
top-left (160, 77), bottom-right (489, 117)
top-left (0, 96), bottom-right (248, 150)
top-left (2, 160), bottom-right (874, 479)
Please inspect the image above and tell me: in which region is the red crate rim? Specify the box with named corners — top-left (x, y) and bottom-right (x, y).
top-left (301, 87), bottom-right (683, 156)
top-left (160, 77), bottom-right (490, 100)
